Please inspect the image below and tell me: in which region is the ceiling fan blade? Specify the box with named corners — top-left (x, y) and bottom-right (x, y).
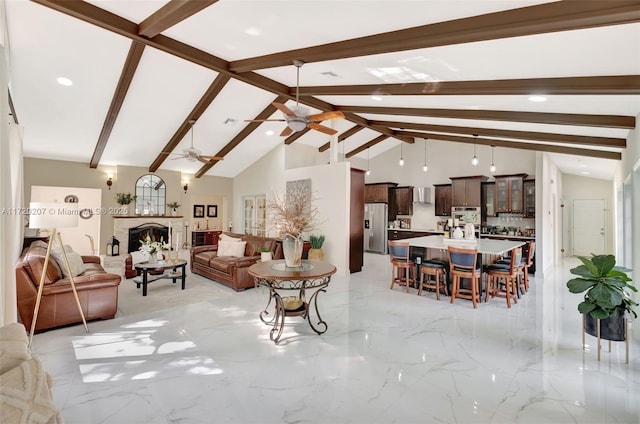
top-left (273, 102), bottom-right (296, 117)
top-left (199, 155), bottom-right (224, 161)
top-left (280, 126), bottom-right (294, 137)
top-left (307, 111), bottom-right (345, 122)
top-left (169, 154), bottom-right (188, 160)
top-left (308, 123), bottom-right (338, 135)
top-left (244, 119), bottom-right (286, 122)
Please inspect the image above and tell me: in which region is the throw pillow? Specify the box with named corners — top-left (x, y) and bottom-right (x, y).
top-left (50, 245), bottom-right (85, 278)
top-left (219, 233), bottom-right (241, 243)
top-left (217, 241), bottom-right (246, 258)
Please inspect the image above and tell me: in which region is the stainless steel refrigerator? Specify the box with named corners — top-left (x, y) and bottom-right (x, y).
top-left (364, 203), bottom-right (388, 254)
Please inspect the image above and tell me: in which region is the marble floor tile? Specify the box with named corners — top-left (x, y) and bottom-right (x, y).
top-left (29, 254), bottom-right (639, 424)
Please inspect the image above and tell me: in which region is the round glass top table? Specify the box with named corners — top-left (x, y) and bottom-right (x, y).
top-left (248, 260), bottom-right (336, 343)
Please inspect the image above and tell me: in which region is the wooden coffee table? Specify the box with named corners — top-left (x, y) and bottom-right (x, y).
top-left (133, 259), bottom-right (187, 296)
top-left (248, 260), bottom-right (336, 343)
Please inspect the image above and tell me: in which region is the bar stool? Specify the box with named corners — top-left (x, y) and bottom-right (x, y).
top-left (496, 241), bottom-right (534, 295)
top-left (388, 240), bottom-right (415, 293)
top-left (447, 246), bottom-right (482, 308)
top-left (418, 260), bottom-right (449, 300)
top-left (485, 247), bottom-right (522, 308)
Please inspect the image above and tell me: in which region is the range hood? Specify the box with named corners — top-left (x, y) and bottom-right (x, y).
top-left (413, 187), bottom-right (432, 204)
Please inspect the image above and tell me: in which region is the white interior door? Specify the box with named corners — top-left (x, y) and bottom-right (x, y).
top-left (572, 199), bottom-right (605, 256)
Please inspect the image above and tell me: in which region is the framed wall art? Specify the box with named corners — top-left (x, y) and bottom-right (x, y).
top-left (207, 205), bottom-right (218, 218)
top-left (193, 204), bottom-right (205, 218)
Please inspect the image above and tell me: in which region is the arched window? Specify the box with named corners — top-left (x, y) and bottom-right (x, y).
top-left (135, 174), bottom-right (166, 215)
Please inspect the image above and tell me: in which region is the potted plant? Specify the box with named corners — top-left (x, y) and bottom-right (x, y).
top-left (308, 234), bottom-right (325, 261)
top-left (566, 254), bottom-right (637, 342)
top-left (167, 201), bottom-right (180, 216)
top-left (256, 246), bottom-right (272, 262)
top-left (268, 185), bottom-right (319, 267)
top-left (115, 192), bottom-right (136, 215)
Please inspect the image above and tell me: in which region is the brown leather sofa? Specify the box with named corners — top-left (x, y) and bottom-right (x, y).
top-left (190, 232), bottom-right (282, 291)
top-left (16, 241), bottom-right (121, 332)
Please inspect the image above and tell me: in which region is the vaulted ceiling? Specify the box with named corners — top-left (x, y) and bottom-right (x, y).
top-left (6, 0), bottom-right (640, 180)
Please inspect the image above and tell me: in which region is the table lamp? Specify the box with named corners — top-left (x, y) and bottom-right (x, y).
top-left (28, 202), bottom-right (88, 346)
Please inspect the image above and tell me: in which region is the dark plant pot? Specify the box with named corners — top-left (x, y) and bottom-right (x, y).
top-left (584, 308), bottom-right (627, 341)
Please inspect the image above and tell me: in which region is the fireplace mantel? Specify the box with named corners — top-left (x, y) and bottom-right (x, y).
top-left (114, 217), bottom-right (185, 253)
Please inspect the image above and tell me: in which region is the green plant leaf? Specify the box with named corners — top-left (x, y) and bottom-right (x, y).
top-left (569, 264), bottom-right (595, 278)
top-left (576, 256), bottom-right (599, 276)
top-left (588, 308), bottom-right (611, 320)
top-left (567, 278), bottom-right (597, 293)
top-left (591, 254), bottom-right (616, 275)
top-left (589, 283), bottom-right (623, 306)
top-left (577, 301), bottom-right (595, 314)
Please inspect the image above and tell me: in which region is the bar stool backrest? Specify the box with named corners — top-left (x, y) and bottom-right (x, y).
top-left (388, 240), bottom-right (411, 263)
top-left (447, 246), bottom-right (478, 273)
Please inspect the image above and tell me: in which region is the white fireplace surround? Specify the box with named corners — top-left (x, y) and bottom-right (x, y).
top-left (114, 217), bottom-right (185, 253)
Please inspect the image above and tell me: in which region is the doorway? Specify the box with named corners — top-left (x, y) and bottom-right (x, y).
top-left (572, 199), bottom-right (606, 256)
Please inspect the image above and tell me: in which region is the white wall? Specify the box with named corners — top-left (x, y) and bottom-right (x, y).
top-left (539, 153), bottom-right (560, 279)
top-left (286, 162), bottom-right (351, 276)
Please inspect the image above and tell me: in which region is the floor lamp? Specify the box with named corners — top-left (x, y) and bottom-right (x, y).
top-left (28, 202), bottom-right (88, 346)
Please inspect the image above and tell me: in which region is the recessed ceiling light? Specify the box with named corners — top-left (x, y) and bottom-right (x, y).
top-left (371, 95), bottom-right (382, 101)
top-left (244, 27), bottom-right (261, 36)
top-left (223, 118), bottom-right (237, 125)
top-left (265, 130), bottom-right (274, 136)
top-left (57, 77), bottom-right (73, 86)
top-left (581, 171), bottom-right (591, 175)
top-left (528, 95), bottom-right (547, 102)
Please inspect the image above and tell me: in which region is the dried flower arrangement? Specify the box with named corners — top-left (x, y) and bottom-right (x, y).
top-left (268, 182), bottom-right (320, 238)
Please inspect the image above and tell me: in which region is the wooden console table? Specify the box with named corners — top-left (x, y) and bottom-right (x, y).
top-left (248, 260), bottom-right (336, 343)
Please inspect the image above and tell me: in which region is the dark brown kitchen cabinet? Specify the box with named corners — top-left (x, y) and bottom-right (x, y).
top-left (495, 174), bottom-right (526, 213)
top-left (364, 183), bottom-right (397, 203)
top-left (434, 184), bottom-right (452, 216)
top-left (393, 186), bottom-right (413, 216)
top-left (350, 168), bottom-right (365, 273)
top-left (523, 179), bottom-right (535, 217)
top-left (450, 176), bottom-right (486, 207)
top-left (482, 182), bottom-right (496, 218)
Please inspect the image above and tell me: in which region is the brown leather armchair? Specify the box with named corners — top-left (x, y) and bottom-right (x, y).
top-left (16, 241), bottom-right (121, 332)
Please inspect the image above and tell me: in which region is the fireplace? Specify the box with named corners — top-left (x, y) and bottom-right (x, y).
top-left (128, 223), bottom-right (170, 253)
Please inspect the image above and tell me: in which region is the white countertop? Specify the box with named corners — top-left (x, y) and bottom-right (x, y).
top-left (404, 235), bottom-right (525, 255)
top-left (388, 228), bottom-right (443, 233)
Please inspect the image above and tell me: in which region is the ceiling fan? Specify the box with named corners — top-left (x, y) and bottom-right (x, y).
top-left (170, 120), bottom-right (224, 163)
top-left (246, 60), bottom-right (345, 136)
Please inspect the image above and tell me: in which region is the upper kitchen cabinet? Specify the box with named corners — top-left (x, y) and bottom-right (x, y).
top-left (482, 182), bottom-right (496, 218)
top-left (364, 182), bottom-right (397, 203)
top-left (495, 174), bottom-right (527, 213)
top-left (523, 179), bottom-right (535, 217)
top-left (450, 176), bottom-right (487, 207)
top-left (393, 186), bottom-right (413, 216)
top-left (434, 184), bottom-right (452, 216)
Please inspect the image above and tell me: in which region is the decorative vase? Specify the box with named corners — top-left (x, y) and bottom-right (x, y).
top-left (148, 252), bottom-right (157, 264)
top-left (172, 209), bottom-right (177, 216)
top-left (282, 234), bottom-right (304, 267)
top-left (308, 248), bottom-right (324, 261)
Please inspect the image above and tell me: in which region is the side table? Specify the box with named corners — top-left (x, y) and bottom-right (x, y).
top-left (248, 260), bottom-right (336, 343)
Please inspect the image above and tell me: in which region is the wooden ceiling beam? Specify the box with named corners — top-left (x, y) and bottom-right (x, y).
top-left (149, 74), bottom-right (231, 172)
top-left (284, 128), bottom-right (311, 145)
top-left (345, 135), bottom-right (389, 158)
top-left (299, 75), bottom-right (640, 96)
top-left (339, 105), bottom-right (636, 129)
top-left (90, 41), bottom-right (145, 168)
top-left (369, 120), bottom-right (627, 148)
top-left (396, 130), bottom-right (622, 161)
top-left (229, 1), bottom-right (640, 72)
top-left (319, 126), bottom-right (364, 152)
top-left (195, 96), bottom-right (288, 178)
top-left (138, 0), bottom-right (218, 38)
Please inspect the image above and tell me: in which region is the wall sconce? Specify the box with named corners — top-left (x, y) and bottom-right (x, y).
top-left (106, 173), bottom-right (113, 190)
top-left (183, 182), bottom-right (189, 194)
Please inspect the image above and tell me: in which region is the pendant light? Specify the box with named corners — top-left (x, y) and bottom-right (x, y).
top-left (399, 141), bottom-right (404, 167)
top-left (490, 145), bottom-right (496, 173)
top-left (471, 134), bottom-right (479, 167)
top-left (366, 148), bottom-right (371, 176)
top-left (422, 138), bottom-right (428, 172)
